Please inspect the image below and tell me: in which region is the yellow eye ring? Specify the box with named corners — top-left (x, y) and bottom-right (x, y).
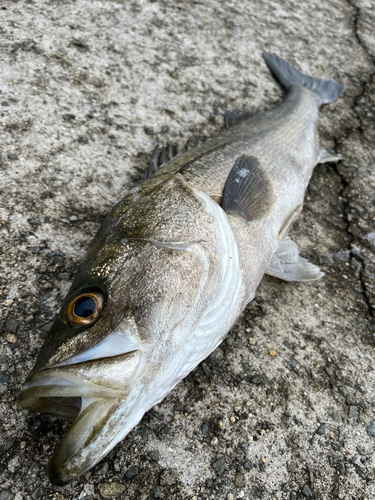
top-left (65, 291), bottom-right (103, 326)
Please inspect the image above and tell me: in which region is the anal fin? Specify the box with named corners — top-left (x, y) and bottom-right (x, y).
top-left (222, 156), bottom-right (276, 222)
top-left (266, 236), bottom-right (324, 282)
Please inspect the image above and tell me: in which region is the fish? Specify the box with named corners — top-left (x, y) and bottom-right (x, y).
top-left (18, 53), bottom-right (345, 485)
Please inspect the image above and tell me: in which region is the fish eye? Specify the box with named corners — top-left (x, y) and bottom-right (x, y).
top-left (65, 291), bottom-right (103, 326)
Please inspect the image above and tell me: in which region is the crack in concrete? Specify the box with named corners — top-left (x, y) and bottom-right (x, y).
top-left (345, 0), bottom-right (375, 67)
top-left (332, 151), bottom-right (374, 320)
top-left (352, 251), bottom-right (374, 324)
top-left (346, 0), bottom-right (365, 53)
top-left (331, 145), bottom-right (375, 323)
top-left (344, 0), bottom-right (375, 134)
top-left (327, 2), bottom-right (375, 323)
top-left (329, 139), bottom-right (373, 322)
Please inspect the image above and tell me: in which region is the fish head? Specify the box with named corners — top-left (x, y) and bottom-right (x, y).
top-left (18, 174), bottom-right (236, 484)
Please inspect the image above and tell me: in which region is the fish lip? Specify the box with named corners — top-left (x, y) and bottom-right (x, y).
top-left (49, 462), bottom-right (70, 486)
top-left (47, 330), bottom-right (141, 369)
top-left (49, 458), bottom-right (80, 486)
top-left (18, 381), bottom-right (118, 405)
top-left (18, 373), bottom-right (117, 418)
top-left (18, 350), bottom-right (142, 416)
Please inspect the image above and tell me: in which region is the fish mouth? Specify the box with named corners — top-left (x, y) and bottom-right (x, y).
top-left (18, 350), bottom-right (144, 484)
top-left (18, 375), bottom-right (119, 419)
top-left (19, 350), bottom-right (142, 417)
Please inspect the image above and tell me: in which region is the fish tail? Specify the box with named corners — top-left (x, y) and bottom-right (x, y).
top-left (262, 52), bottom-right (345, 105)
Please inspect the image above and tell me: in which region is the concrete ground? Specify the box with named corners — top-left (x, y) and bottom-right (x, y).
top-left (0, 0), bottom-right (374, 499)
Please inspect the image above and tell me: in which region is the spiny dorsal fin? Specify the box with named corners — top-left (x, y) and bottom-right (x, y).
top-left (144, 143), bottom-right (183, 180)
top-left (222, 155), bottom-right (276, 222)
top-left (224, 110), bottom-right (252, 129)
top-left (144, 138), bottom-right (207, 180)
top-left (266, 236), bottom-right (324, 282)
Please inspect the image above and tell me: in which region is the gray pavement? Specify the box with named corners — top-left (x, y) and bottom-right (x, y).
top-left (0, 0), bottom-right (374, 498)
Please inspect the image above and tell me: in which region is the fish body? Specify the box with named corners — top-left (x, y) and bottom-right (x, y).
top-left (18, 54), bottom-right (344, 484)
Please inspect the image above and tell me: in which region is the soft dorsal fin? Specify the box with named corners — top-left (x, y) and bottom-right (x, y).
top-left (266, 236), bottom-right (324, 282)
top-left (222, 155), bottom-right (276, 222)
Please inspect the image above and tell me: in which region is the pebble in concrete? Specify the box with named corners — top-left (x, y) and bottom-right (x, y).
top-left (212, 457), bottom-right (226, 475)
top-left (316, 424), bottom-right (325, 435)
top-left (367, 421), bottom-right (375, 437)
top-left (235, 473), bottom-right (244, 487)
top-left (302, 484), bottom-right (313, 497)
top-left (97, 483), bottom-right (126, 498)
top-left (159, 470), bottom-right (177, 486)
top-left (124, 466), bottom-right (139, 480)
top-left (94, 463), bottom-right (109, 476)
top-left (147, 450), bottom-right (160, 462)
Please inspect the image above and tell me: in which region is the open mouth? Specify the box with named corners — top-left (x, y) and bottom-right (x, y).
top-left (18, 373), bottom-right (116, 418)
top-left (20, 395), bottom-right (82, 418)
top-left (18, 349), bottom-right (146, 485)
top-left (18, 349), bottom-right (143, 419)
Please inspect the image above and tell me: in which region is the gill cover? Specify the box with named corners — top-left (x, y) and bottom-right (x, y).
top-left (20, 173), bottom-right (241, 484)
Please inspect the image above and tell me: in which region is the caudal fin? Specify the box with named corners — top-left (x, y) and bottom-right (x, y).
top-left (262, 52), bottom-right (345, 105)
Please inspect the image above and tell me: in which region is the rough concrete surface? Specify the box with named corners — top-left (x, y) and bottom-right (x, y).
top-left (0, 0), bottom-right (374, 499)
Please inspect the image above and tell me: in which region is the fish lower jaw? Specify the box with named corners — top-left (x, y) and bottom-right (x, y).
top-left (19, 370), bottom-right (144, 485)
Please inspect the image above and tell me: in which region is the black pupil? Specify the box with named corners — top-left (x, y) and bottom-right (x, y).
top-left (74, 296), bottom-right (96, 318)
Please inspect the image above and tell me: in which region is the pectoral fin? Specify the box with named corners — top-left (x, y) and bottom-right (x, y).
top-left (222, 155), bottom-right (276, 221)
top-left (266, 236), bottom-right (324, 282)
